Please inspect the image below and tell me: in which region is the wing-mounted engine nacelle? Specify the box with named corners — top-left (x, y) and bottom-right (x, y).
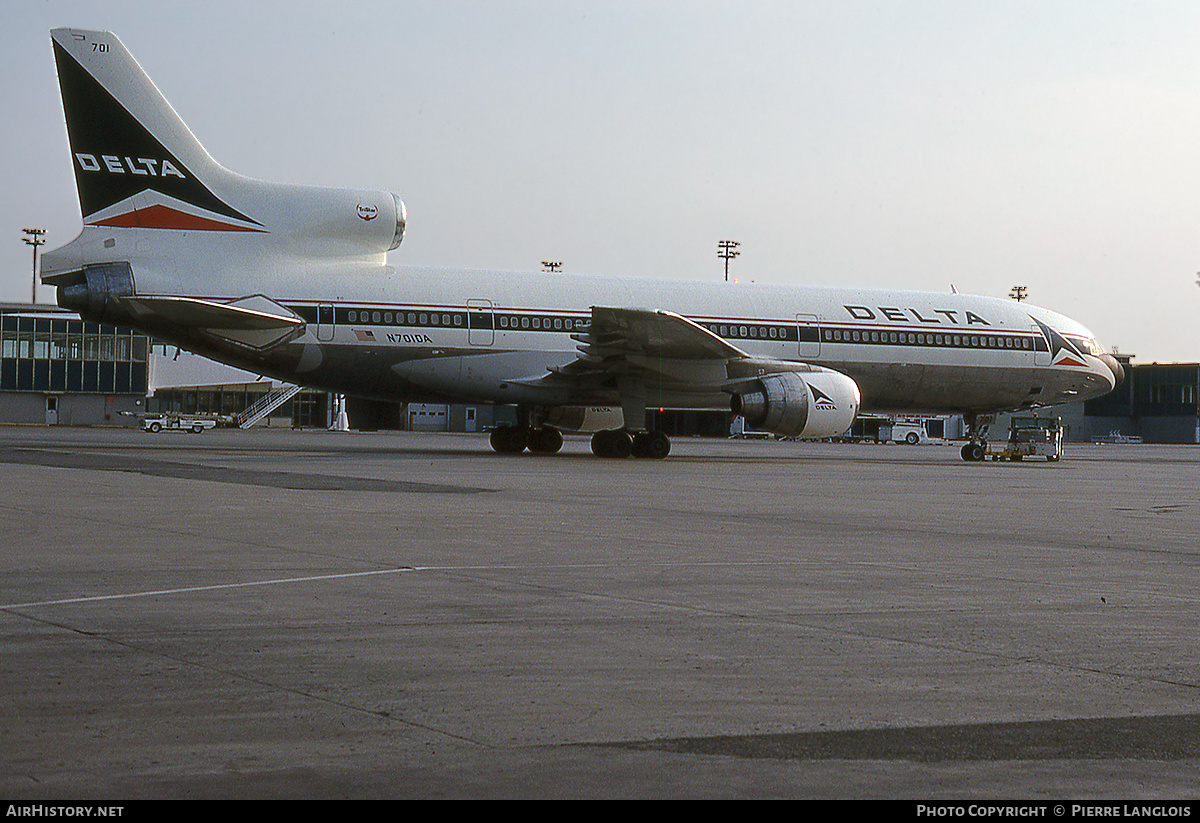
top-left (544, 405), bottom-right (625, 433)
top-left (730, 369), bottom-right (860, 439)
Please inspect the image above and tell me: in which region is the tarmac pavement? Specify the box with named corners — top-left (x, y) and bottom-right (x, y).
top-left (0, 426), bottom-right (1197, 799)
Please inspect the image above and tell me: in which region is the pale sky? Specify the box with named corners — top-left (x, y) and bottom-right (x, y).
top-left (3, 0), bottom-right (1198, 363)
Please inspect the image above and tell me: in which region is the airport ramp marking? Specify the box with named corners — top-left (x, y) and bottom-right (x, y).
top-left (0, 560), bottom-right (805, 611)
top-left (0, 567), bottom-right (417, 610)
top-left (11, 556), bottom-right (1200, 613)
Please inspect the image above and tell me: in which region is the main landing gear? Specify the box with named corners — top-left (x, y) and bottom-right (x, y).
top-left (489, 424), bottom-right (563, 454)
top-left (590, 428), bottom-right (671, 459)
top-left (488, 425), bottom-right (671, 459)
top-left (490, 399), bottom-right (672, 459)
top-left (960, 412), bottom-right (991, 462)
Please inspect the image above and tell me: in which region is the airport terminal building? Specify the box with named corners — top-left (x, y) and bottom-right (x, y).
top-left (0, 302), bottom-right (150, 425)
top-left (1083, 359), bottom-right (1200, 443)
top-left (0, 302), bottom-right (328, 428)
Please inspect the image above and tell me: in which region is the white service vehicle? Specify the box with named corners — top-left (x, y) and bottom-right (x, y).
top-left (141, 414), bottom-right (217, 434)
top-left (879, 421), bottom-right (927, 445)
top-left (878, 417), bottom-right (949, 445)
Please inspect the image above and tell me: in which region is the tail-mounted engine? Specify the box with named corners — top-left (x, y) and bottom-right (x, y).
top-left (264, 188), bottom-right (406, 257)
top-left (730, 369), bottom-right (860, 439)
top-left (56, 262), bottom-right (135, 324)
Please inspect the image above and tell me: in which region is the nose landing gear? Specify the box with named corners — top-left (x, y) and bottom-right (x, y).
top-left (960, 413), bottom-right (991, 462)
top-left (961, 441), bottom-right (986, 462)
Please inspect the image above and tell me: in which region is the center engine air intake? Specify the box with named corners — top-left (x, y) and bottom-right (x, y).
top-left (389, 192), bottom-right (406, 250)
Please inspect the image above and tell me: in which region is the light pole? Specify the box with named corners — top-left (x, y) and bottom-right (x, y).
top-left (23, 228), bottom-right (46, 304)
top-left (1009, 285), bottom-right (1027, 302)
top-left (717, 240), bottom-right (740, 282)
top-left (541, 261), bottom-right (562, 273)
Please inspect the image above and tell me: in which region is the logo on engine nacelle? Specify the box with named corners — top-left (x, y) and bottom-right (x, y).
top-left (357, 203), bottom-right (378, 221)
top-left (811, 385), bottom-right (837, 410)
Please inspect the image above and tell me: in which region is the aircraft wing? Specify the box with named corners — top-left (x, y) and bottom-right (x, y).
top-left (504, 306), bottom-right (749, 403)
top-left (501, 305), bottom-right (861, 442)
top-left (579, 306), bottom-right (748, 361)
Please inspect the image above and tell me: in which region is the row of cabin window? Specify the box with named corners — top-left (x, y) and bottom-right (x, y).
top-left (344, 310), bottom-right (590, 332)
top-left (340, 309), bottom-right (792, 339)
top-left (703, 324), bottom-right (793, 340)
top-left (824, 328), bottom-right (1036, 350)
top-left (335, 310), bottom-right (1030, 351)
top-left (498, 316), bottom-right (587, 331)
top-left (346, 310), bottom-right (465, 327)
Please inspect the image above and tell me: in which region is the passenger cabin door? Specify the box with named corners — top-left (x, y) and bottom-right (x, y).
top-left (468, 300), bottom-right (494, 346)
top-left (316, 304), bottom-right (335, 342)
top-left (796, 314), bottom-right (821, 359)
top-left (1032, 322), bottom-right (1051, 366)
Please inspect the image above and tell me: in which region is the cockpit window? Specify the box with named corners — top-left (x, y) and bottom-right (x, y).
top-left (1067, 336), bottom-right (1100, 356)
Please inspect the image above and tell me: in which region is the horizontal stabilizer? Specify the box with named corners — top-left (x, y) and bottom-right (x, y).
top-left (122, 294), bottom-right (305, 350)
top-left (122, 294), bottom-right (302, 330)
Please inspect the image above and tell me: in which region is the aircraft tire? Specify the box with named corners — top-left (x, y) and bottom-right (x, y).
top-left (590, 430), bottom-right (608, 457)
top-left (632, 431), bottom-right (671, 459)
top-left (490, 425), bottom-right (530, 454)
top-left (529, 426), bottom-right (563, 454)
top-left (591, 429), bottom-right (633, 458)
top-left (961, 443), bottom-right (985, 462)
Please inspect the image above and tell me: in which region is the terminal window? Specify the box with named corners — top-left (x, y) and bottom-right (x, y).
top-left (0, 313), bottom-right (148, 394)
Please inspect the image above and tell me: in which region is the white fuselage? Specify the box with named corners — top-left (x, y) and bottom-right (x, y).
top-left (111, 258), bottom-right (1114, 415)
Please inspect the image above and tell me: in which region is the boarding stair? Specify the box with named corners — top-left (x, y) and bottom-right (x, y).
top-left (237, 384), bottom-right (302, 429)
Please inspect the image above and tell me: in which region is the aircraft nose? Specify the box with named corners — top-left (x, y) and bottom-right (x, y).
top-left (1100, 353), bottom-right (1125, 388)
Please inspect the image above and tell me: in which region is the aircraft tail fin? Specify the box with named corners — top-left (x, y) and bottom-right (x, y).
top-left (50, 28), bottom-right (265, 233)
top-left (44, 27), bottom-right (404, 302)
